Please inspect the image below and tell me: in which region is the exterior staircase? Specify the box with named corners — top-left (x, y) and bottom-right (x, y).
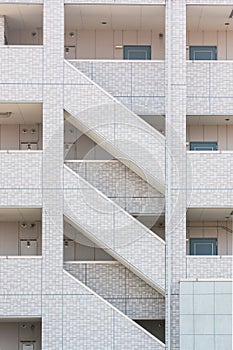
top-left (64, 165), bottom-right (165, 295)
top-left (64, 61), bottom-right (165, 194)
top-left (63, 270), bottom-right (165, 349)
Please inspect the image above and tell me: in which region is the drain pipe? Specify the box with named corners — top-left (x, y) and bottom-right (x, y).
top-left (166, 0), bottom-right (172, 349)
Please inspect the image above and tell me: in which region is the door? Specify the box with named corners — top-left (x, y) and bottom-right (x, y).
top-left (189, 142), bottom-right (217, 151)
top-left (123, 45), bottom-right (151, 60)
top-left (189, 46), bottom-right (217, 60)
top-left (190, 238), bottom-right (217, 255)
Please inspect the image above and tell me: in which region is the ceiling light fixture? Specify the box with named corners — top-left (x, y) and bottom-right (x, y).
top-left (31, 31), bottom-right (37, 37)
top-left (22, 129), bottom-right (28, 134)
top-left (69, 32), bottom-right (75, 37)
top-left (21, 223), bottom-right (27, 229)
top-left (101, 21), bottom-right (107, 25)
top-left (225, 118), bottom-right (230, 121)
top-left (225, 22), bottom-right (230, 26)
top-left (27, 240), bottom-right (31, 248)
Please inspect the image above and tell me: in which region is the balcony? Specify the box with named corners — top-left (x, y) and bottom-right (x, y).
top-left (0, 103), bottom-right (43, 150)
top-left (186, 209), bottom-right (233, 278)
top-left (0, 4), bottom-right (43, 45)
top-left (0, 318), bottom-right (41, 350)
top-left (187, 5), bottom-right (233, 61)
top-left (64, 4), bottom-right (165, 115)
top-left (65, 5), bottom-right (165, 60)
top-left (0, 208), bottom-right (42, 257)
top-left (187, 6), bottom-right (233, 114)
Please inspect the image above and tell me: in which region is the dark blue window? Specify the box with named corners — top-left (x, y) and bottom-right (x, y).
top-left (189, 46), bottom-right (217, 60)
top-left (190, 238), bottom-right (217, 255)
top-left (123, 46), bottom-right (151, 60)
top-left (189, 142), bottom-right (218, 151)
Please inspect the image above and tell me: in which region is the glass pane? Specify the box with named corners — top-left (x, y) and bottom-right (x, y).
top-left (123, 46), bottom-right (151, 60)
top-left (194, 243), bottom-right (213, 255)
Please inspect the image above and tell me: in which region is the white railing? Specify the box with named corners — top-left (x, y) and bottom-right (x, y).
top-left (0, 256), bottom-right (42, 294)
top-left (0, 151), bottom-right (42, 206)
top-left (187, 61), bottom-right (233, 115)
top-left (186, 256), bottom-right (233, 279)
top-left (0, 46), bottom-right (43, 84)
top-left (187, 151), bottom-right (233, 207)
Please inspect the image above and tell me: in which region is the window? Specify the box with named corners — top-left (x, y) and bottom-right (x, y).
top-left (189, 142), bottom-right (218, 151)
top-left (190, 238), bottom-right (217, 255)
top-left (123, 45), bottom-right (151, 60)
top-left (189, 46), bottom-right (217, 60)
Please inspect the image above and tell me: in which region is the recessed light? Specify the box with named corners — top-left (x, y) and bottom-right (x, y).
top-left (225, 22), bottom-right (230, 26)
top-left (101, 21), bottom-right (107, 25)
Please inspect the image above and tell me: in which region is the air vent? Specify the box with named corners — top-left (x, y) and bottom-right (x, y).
top-left (0, 112), bottom-right (12, 118)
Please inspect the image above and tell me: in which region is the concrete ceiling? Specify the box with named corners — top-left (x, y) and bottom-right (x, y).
top-left (187, 208), bottom-right (233, 221)
top-left (0, 4), bottom-right (43, 30)
top-left (187, 6), bottom-right (233, 31)
top-left (135, 214), bottom-right (165, 228)
top-left (65, 5), bottom-right (165, 31)
top-left (2, 5), bottom-right (233, 34)
top-left (187, 115), bottom-right (233, 125)
top-left (0, 103), bottom-right (42, 124)
top-left (141, 115), bottom-right (165, 134)
top-left (0, 208), bottom-right (42, 222)
top-left (0, 317), bottom-right (41, 323)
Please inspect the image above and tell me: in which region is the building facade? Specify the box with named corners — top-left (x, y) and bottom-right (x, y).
top-left (0, 0), bottom-right (232, 349)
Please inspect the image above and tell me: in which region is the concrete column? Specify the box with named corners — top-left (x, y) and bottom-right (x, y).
top-left (0, 16), bottom-right (5, 45)
top-left (165, 1), bottom-right (187, 349)
top-left (42, 0), bottom-right (64, 349)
